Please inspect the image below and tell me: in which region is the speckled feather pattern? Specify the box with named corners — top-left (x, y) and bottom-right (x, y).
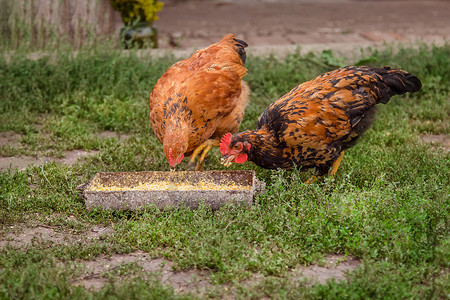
top-left (148, 34), bottom-right (249, 160)
top-left (230, 66), bottom-right (421, 175)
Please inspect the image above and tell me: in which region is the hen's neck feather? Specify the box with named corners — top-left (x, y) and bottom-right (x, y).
top-left (238, 127), bottom-right (278, 155)
top-left (163, 122), bottom-right (190, 150)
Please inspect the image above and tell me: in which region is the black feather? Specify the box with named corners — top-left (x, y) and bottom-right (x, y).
top-left (373, 67), bottom-right (422, 103)
top-left (233, 38), bottom-right (248, 64)
top-left (235, 38), bottom-right (248, 48)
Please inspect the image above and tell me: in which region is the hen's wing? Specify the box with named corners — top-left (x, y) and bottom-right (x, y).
top-left (257, 66), bottom-right (421, 150)
top-left (212, 80), bottom-right (250, 139)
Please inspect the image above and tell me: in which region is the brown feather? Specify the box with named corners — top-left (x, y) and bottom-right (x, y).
top-left (149, 34), bottom-right (249, 166)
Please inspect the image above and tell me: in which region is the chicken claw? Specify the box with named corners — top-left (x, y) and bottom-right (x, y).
top-left (304, 175), bottom-right (318, 184)
top-left (188, 139), bottom-right (220, 170)
top-left (328, 151), bottom-right (345, 177)
top-left (304, 151), bottom-right (345, 184)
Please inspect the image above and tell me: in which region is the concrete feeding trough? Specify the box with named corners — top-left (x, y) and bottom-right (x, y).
top-left (77, 170), bottom-right (265, 211)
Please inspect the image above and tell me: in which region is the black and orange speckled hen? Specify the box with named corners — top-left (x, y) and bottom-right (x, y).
top-left (149, 34), bottom-right (250, 170)
top-left (220, 66), bottom-right (421, 181)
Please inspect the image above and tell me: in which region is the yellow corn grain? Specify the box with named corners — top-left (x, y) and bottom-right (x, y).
top-left (88, 179), bottom-right (250, 192)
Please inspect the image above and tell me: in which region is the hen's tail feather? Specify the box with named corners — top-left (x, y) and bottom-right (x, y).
top-left (219, 34), bottom-right (248, 64)
top-left (233, 37), bottom-right (248, 64)
top-left (375, 66), bottom-right (422, 103)
top-left (234, 38), bottom-right (248, 48)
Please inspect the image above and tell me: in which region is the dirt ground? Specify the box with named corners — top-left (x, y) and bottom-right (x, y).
top-left (155, 0), bottom-right (450, 53)
top-left (1, 222), bottom-right (360, 292)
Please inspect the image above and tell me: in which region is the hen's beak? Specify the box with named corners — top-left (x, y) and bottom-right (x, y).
top-left (221, 155), bottom-right (235, 167)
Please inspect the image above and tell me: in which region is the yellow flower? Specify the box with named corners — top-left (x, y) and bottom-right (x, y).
top-left (110, 0), bottom-right (164, 24)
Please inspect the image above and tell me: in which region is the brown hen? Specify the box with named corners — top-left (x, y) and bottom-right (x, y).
top-left (149, 34), bottom-right (250, 170)
top-left (220, 66), bottom-right (421, 181)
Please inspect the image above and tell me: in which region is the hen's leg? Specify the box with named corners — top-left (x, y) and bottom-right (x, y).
top-left (187, 139), bottom-right (220, 170)
top-left (328, 151), bottom-right (345, 177)
top-left (305, 151), bottom-right (345, 184)
top-left (304, 175), bottom-right (318, 184)
top-left (196, 140), bottom-right (220, 170)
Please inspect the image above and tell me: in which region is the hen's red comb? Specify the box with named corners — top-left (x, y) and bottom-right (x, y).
top-left (220, 133), bottom-right (232, 155)
top-left (168, 148), bottom-right (174, 166)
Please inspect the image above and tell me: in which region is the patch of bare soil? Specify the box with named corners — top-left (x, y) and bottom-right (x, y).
top-left (0, 224), bottom-right (113, 249)
top-left (62, 150), bottom-right (101, 165)
top-left (0, 150), bottom-right (100, 172)
top-left (97, 131), bottom-right (131, 140)
top-left (0, 130), bottom-right (132, 172)
top-left (0, 156), bottom-right (43, 172)
top-left (242, 254), bottom-right (360, 294)
top-left (290, 254), bottom-right (360, 285)
top-left (155, 0), bottom-right (450, 51)
top-left (0, 223), bottom-right (360, 293)
top-left (74, 250), bottom-right (211, 293)
top-left (0, 131), bottom-right (22, 148)
top-left (421, 134), bottom-right (450, 152)
top-left (74, 253), bottom-right (360, 294)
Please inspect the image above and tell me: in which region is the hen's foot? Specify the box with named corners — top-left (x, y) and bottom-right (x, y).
top-left (328, 151), bottom-right (345, 177)
top-left (187, 139), bottom-right (220, 170)
top-left (304, 175), bottom-right (318, 184)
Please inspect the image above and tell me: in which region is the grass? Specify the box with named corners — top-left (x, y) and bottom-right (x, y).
top-left (0, 43), bottom-right (449, 299)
